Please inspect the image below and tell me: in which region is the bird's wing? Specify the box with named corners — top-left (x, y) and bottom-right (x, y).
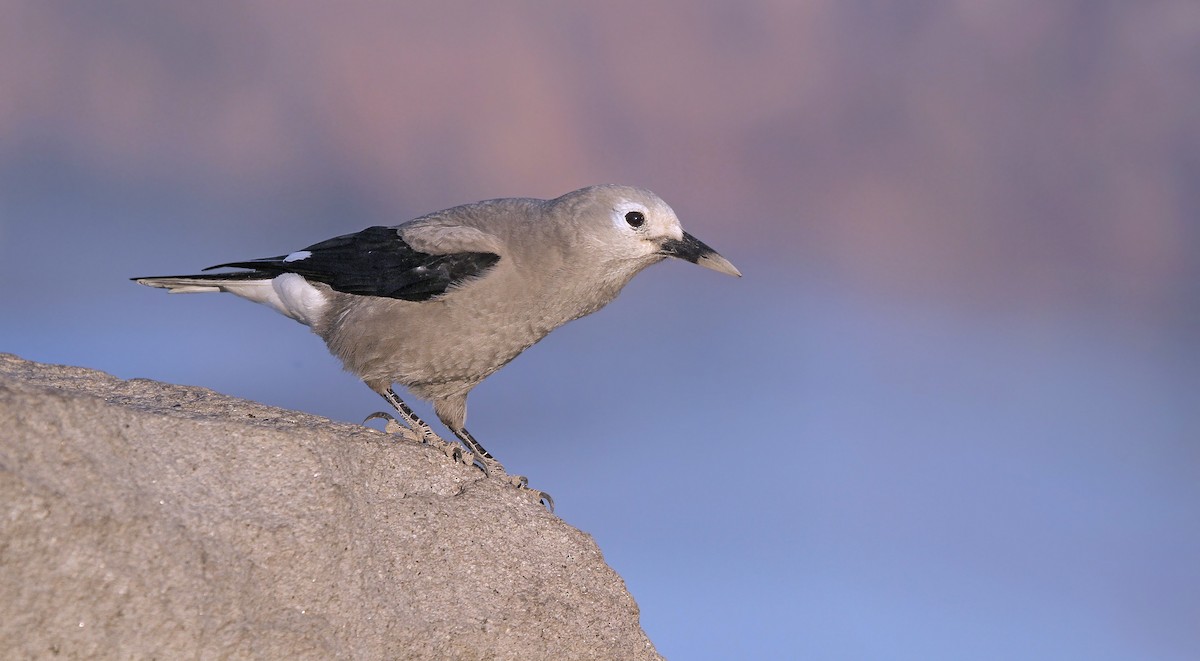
top-left (397, 217), bottom-right (508, 256)
top-left (205, 226), bottom-right (500, 302)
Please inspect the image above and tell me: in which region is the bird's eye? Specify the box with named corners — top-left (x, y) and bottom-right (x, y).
top-left (624, 211), bottom-right (645, 228)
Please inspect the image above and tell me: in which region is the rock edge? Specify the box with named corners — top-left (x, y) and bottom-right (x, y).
top-left (0, 354), bottom-right (661, 660)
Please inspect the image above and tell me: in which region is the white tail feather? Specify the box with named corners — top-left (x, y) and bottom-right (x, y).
top-left (134, 277), bottom-right (232, 293)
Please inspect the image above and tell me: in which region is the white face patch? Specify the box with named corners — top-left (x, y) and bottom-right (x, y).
top-left (609, 197), bottom-right (683, 243)
top-left (610, 200), bottom-right (650, 233)
top-left (283, 250), bottom-right (312, 263)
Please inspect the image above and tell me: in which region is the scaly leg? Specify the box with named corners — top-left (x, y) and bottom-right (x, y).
top-left (380, 387), bottom-right (438, 443)
top-left (451, 426), bottom-right (493, 459)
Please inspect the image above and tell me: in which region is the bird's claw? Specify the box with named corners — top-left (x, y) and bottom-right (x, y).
top-left (481, 459), bottom-right (553, 512)
top-left (464, 452), bottom-right (490, 477)
top-left (441, 442), bottom-right (464, 464)
top-left (506, 474), bottom-right (553, 511)
top-left (364, 411), bottom-right (420, 442)
top-left (506, 474), bottom-right (529, 489)
top-left (528, 487), bottom-right (555, 512)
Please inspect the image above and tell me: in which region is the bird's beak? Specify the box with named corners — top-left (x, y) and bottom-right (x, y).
top-left (659, 232), bottom-right (742, 277)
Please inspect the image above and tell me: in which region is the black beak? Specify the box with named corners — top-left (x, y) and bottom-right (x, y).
top-left (658, 232), bottom-right (742, 277)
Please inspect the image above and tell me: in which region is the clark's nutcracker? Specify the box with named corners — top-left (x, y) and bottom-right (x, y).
top-left (135, 185), bottom-right (739, 482)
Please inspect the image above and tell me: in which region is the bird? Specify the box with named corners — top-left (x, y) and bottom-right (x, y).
top-left (134, 184), bottom-right (740, 503)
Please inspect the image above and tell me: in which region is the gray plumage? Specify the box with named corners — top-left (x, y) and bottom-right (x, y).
top-left (135, 184), bottom-right (740, 469)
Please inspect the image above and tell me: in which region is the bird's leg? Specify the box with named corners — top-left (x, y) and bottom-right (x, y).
top-left (373, 391), bottom-right (553, 511)
top-left (454, 426), bottom-right (555, 512)
top-left (452, 427), bottom-right (493, 459)
top-left (380, 387), bottom-right (438, 441)
top-left (373, 388), bottom-right (467, 464)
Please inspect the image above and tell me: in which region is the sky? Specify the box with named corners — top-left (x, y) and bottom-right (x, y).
top-left (2, 1), bottom-right (1198, 658)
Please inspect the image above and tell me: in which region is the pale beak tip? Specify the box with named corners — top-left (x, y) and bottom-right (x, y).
top-left (696, 252), bottom-right (742, 278)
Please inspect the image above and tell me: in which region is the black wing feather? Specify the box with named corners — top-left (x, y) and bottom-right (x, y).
top-left (204, 226), bottom-right (500, 302)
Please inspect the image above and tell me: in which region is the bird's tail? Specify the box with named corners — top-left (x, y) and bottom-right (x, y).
top-left (132, 271), bottom-right (270, 294)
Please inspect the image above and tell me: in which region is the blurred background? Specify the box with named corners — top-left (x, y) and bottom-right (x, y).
top-left (2, 1), bottom-right (1197, 658)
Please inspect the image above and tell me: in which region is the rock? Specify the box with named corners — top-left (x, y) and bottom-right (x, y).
top-left (0, 354), bottom-right (661, 660)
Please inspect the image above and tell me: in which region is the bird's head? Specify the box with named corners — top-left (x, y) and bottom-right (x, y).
top-left (561, 185), bottom-right (742, 278)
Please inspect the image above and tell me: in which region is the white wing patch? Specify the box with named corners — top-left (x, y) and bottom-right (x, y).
top-left (283, 250), bottom-right (312, 262)
top-left (270, 273), bottom-right (329, 326)
top-left (215, 273), bottom-right (328, 327)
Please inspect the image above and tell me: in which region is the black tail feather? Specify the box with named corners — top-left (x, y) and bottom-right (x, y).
top-left (131, 270), bottom-right (274, 283)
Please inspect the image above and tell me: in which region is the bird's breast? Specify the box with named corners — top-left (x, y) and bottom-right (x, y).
top-left (321, 260), bottom-right (629, 397)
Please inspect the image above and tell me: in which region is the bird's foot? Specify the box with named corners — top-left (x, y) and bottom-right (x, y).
top-left (480, 456), bottom-right (555, 512)
top-left (364, 411), bottom-right (420, 442)
top-left (364, 411), bottom-right (468, 465)
top-left (366, 413), bottom-right (553, 510)
top-left (461, 450), bottom-right (490, 477)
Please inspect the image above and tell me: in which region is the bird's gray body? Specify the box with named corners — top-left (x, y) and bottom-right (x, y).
top-left (323, 194), bottom-right (648, 427)
top-left (136, 184), bottom-right (739, 456)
